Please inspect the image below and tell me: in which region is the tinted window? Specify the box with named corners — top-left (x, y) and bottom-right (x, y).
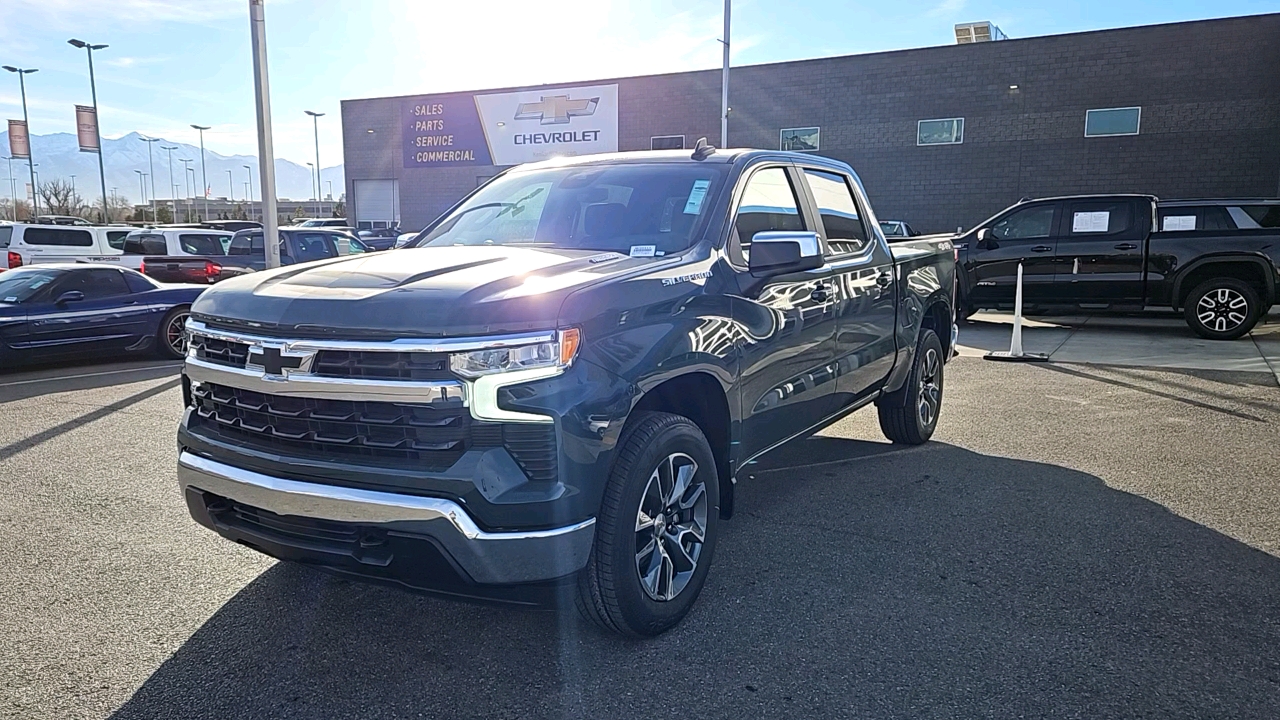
top-left (1204, 207), bottom-right (1234, 231)
top-left (124, 233), bottom-right (168, 255)
top-left (330, 234), bottom-right (367, 255)
top-left (292, 233), bottom-right (339, 263)
top-left (106, 231), bottom-right (129, 250)
top-left (803, 169), bottom-right (868, 255)
top-left (1068, 202), bottom-right (1132, 235)
top-left (417, 163), bottom-right (728, 256)
top-left (24, 227), bottom-right (94, 247)
top-left (228, 233), bottom-right (264, 255)
top-left (179, 234), bottom-right (227, 256)
top-left (0, 226), bottom-right (11, 248)
top-left (992, 205), bottom-right (1055, 241)
top-left (1229, 205), bottom-right (1280, 229)
top-left (123, 271), bottom-right (156, 293)
top-left (55, 269), bottom-right (130, 299)
top-left (1085, 107), bottom-right (1141, 137)
top-left (734, 167), bottom-right (804, 260)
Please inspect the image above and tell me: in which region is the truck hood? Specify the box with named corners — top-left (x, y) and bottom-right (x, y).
top-left (190, 245), bottom-right (653, 338)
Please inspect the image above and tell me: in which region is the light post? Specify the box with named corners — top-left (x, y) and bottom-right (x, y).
top-left (32, 164), bottom-right (39, 213)
top-left (226, 169), bottom-right (234, 205)
top-left (134, 170), bottom-right (147, 221)
top-left (184, 164), bottom-right (195, 222)
top-left (3, 66), bottom-right (39, 217)
top-left (191, 124), bottom-right (210, 221)
top-left (180, 159), bottom-right (192, 222)
top-left (305, 162), bottom-right (314, 215)
top-left (161, 144), bottom-right (178, 223)
top-left (2, 156), bottom-right (14, 220)
top-left (139, 135), bottom-right (159, 221)
top-left (304, 110), bottom-right (325, 219)
top-left (67, 39), bottom-right (110, 223)
top-left (326, 180), bottom-right (333, 202)
top-left (243, 164), bottom-right (254, 221)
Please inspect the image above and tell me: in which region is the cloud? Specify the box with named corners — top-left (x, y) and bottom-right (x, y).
top-left (927, 0), bottom-right (968, 18)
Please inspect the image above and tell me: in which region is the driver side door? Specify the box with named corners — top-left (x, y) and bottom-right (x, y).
top-left (967, 200), bottom-right (1061, 308)
top-left (733, 164), bottom-right (842, 463)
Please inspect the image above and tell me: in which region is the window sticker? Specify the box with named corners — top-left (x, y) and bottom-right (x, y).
top-left (629, 245), bottom-right (656, 258)
top-left (1162, 215), bottom-right (1196, 231)
top-left (1072, 211), bottom-right (1110, 233)
top-left (683, 180), bottom-right (711, 215)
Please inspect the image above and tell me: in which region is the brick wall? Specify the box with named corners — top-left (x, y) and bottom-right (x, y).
top-left (341, 13), bottom-right (1280, 234)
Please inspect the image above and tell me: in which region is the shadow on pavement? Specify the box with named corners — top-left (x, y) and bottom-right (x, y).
top-left (0, 361), bottom-right (181, 404)
top-left (1035, 363), bottom-right (1269, 422)
top-left (110, 440), bottom-right (1280, 719)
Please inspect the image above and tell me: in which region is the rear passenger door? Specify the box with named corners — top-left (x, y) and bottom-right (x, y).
top-left (26, 269), bottom-right (145, 357)
top-left (797, 167), bottom-right (897, 406)
top-left (1052, 198), bottom-right (1147, 305)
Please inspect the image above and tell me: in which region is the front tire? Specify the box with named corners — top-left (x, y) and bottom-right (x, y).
top-left (157, 306), bottom-right (191, 360)
top-left (576, 412), bottom-right (720, 637)
top-left (877, 329), bottom-right (944, 445)
top-left (1184, 278), bottom-right (1260, 341)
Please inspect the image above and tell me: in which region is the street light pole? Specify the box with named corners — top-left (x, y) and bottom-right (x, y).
top-left (3, 66), bottom-right (40, 218)
top-left (134, 169), bottom-right (146, 220)
top-left (2, 156), bottom-right (14, 220)
top-left (720, 0), bottom-right (730, 149)
top-left (68, 40), bottom-right (110, 223)
top-left (191, 124), bottom-right (210, 222)
top-left (180, 159), bottom-right (192, 221)
top-left (243, 164), bottom-right (254, 221)
top-left (304, 110), bottom-right (324, 219)
top-left (249, 0), bottom-right (282, 269)
top-left (226, 169), bottom-right (234, 206)
top-left (139, 135), bottom-right (159, 221)
top-left (161, 144), bottom-right (178, 222)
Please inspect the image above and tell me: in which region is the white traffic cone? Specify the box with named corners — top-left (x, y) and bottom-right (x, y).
top-left (984, 263), bottom-right (1049, 362)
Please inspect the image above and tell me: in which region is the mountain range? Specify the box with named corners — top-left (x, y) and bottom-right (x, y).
top-left (1, 131), bottom-right (344, 206)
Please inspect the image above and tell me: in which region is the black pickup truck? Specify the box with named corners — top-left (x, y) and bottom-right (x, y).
top-left (955, 195), bottom-right (1280, 339)
top-left (175, 147), bottom-right (956, 636)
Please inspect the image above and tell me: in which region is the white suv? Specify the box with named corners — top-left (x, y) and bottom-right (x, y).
top-left (0, 223), bottom-right (131, 271)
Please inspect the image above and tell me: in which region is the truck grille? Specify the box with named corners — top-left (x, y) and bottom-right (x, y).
top-left (189, 334), bottom-right (454, 381)
top-left (189, 382), bottom-right (557, 480)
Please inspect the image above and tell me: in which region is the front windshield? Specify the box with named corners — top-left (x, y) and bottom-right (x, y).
top-left (0, 268), bottom-right (62, 304)
top-left (412, 163), bottom-right (728, 255)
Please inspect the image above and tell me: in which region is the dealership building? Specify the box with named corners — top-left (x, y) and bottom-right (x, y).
top-left (340, 13), bottom-right (1280, 234)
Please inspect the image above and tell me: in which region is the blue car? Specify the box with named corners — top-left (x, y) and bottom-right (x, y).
top-left (0, 265), bottom-right (206, 367)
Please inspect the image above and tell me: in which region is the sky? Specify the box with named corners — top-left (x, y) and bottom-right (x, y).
top-left (0, 0), bottom-right (1275, 171)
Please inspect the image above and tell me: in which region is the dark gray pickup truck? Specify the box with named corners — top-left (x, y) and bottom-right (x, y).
top-left (175, 146), bottom-right (957, 636)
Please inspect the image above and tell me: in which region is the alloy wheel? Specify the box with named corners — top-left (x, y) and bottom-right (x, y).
top-left (634, 452), bottom-right (708, 602)
top-left (166, 312), bottom-right (190, 356)
top-left (917, 347), bottom-right (941, 428)
top-left (1196, 288), bottom-right (1248, 333)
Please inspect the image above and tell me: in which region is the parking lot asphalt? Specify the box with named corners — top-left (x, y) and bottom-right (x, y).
top-left (2, 355), bottom-right (1279, 719)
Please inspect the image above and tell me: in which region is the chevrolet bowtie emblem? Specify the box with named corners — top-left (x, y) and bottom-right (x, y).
top-left (246, 344), bottom-right (314, 378)
top-left (514, 95), bottom-right (599, 125)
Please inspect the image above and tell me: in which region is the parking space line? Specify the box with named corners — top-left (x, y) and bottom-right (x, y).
top-left (0, 364), bottom-right (184, 388)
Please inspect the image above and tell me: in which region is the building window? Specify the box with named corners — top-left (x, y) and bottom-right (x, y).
top-left (917, 118), bottom-right (964, 145)
top-left (651, 135), bottom-right (685, 151)
top-left (780, 127), bottom-right (820, 152)
top-left (1085, 107), bottom-right (1140, 137)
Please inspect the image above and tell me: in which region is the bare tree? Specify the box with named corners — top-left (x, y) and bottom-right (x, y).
top-left (37, 179), bottom-right (87, 217)
top-left (0, 197), bottom-right (34, 221)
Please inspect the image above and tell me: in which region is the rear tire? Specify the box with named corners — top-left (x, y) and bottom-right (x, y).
top-left (877, 329), bottom-right (944, 445)
top-left (576, 412), bottom-right (720, 637)
top-left (1183, 278), bottom-right (1260, 341)
top-left (157, 306), bottom-right (191, 360)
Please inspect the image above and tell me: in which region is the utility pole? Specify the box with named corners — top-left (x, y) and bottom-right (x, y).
top-left (720, 0), bottom-right (730, 149)
top-left (2, 156), bottom-right (14, 220)
top-left (3, 66), bottom-right (40, 217)
top-left (227, 169), bottom-right (234, 204)
top-left (139, 135), bottom-right (159, 221)
top-left (134, 169), bottom-right (146, 219)
top-left (304, 110), bottom-right (324, 219)
top-left (249, 0), bottom-right (281, 269)
top-left (191, 124), bottom-right (210, 222)
top-left (68, 40), bottom-right (110, 223)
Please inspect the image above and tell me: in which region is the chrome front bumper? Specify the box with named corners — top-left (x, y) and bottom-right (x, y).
top-left (177, 452), bottom-right (595, 584)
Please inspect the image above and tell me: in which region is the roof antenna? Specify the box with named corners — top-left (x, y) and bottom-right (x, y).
top-left (691, 137), bottom-right (716, 161)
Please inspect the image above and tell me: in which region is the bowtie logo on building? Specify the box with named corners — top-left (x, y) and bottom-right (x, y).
top-left (514, 95), bottom-right (599, 125)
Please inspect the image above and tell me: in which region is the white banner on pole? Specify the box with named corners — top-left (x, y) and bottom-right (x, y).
top-left (8, 120), bottom-right (30, 159)
top-left (75, 105), bottom-right (100, 153)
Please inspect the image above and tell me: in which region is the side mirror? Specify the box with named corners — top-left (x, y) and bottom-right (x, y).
top-left (748, 231), bottom-right (824, 276)
top-left (976, 227), bottom-right (995, 248)
top-left (55, 290), bottom-right (85, 305)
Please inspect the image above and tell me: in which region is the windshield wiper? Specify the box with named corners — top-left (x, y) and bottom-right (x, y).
top-left (494, 187), bottom-right (545, 218)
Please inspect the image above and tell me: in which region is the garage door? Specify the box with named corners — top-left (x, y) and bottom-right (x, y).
top-left (353, 179), bottom-right (400, 230)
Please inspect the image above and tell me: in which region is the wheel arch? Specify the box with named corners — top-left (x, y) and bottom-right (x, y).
top-left (627, 371), bottom-right (734, 519)
top-left (1171, 255), bottom-right (1276, 311)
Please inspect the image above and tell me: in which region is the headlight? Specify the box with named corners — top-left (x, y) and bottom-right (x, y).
top-left (450, 328), bottom-right (580, 378)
